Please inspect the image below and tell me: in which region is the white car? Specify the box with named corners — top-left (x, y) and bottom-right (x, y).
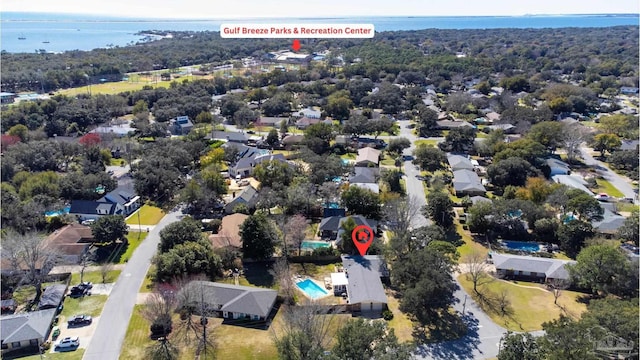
top-left (594, 193), bottom-right (613, 202)
top-left (55, 336), bottom-right (79, 351)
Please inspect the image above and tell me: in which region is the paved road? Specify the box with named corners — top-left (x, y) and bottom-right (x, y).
top-left (414, 279), bottom-right (507, 360)
top-left (579, 144), bottom-right (638, 203)
top-left (397, 119), bottom-right (433, 228)
top-left (83, 210), bottom-right (182, 360)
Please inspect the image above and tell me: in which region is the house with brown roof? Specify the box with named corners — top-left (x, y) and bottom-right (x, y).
top-left (355, 147), bottom-right (380, 167)
top-left (41, 224), bottom-right (94, 264)
top-left (209, 214), bottom-right (248, 249)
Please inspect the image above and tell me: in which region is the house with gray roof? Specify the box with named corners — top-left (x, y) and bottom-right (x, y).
top-left (319, 215), bottom-right (377, 241)
top-left (620, 140), bottom-right (639, 151)
top-left (229, 152), bottom-right (289, 179)
top-left (68, 183), bottom-right (140, 221)
top-left (592, 208), bottom-right (626, 236)
top-left (1, 308), bottom-right (56, 354)
top-left (551, 175), bottom-right (593, 195)
top-left (447, 154), bottom-right (474, 171)
top-left (452, 169), bottom-right (486, 196)
top-left (180, 281), bottom-right (277, 322)
top-left (547, 158), bottom-right (571, 177)
top-left (293, 107), bottom-right (322, 119)
top-left (209, 131), bottom-right (249, 144)
top-left (225, 185), bottom-right (259, 214)
top-left (491, 253), bottom-right (576, 282)
top-left (170, 116), bottom-right (194, 135)
top-left (341, 255), bottom-right (389, 313)
top-left (436, 120), bottom-right (475, 130)
top-left (348, 167), bottom-right (379, 184)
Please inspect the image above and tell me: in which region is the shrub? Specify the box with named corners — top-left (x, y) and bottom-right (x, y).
top-left (382, 309), bottom-right (394, 320)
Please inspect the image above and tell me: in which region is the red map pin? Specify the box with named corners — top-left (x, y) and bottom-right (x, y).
top-left (351, 225), bottom-right (374, 256)
top-left (292, 39), bottom-right (301, 51)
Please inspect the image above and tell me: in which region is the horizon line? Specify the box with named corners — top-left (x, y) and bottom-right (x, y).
top-left (2, 11), bottom-right (639, 21)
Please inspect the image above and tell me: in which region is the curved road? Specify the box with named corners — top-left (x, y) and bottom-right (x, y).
top-left (83, 210), bottom-right (182, 360)
top-left (579, 145), bottom-right (638, 203)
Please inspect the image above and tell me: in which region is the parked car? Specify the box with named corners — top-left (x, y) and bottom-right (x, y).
top-left (594, 193), bottom-right (614, 202)
top-left (69, 286), bottom-right (89, 298)
top-left (55, 336), bottom-right (79, 351)
top-left (67, 314), bottom-right (92, 326)
top-left (76, 282), bottom-right (93, 290)
top-left (238, 179), bottom-right (250, 187)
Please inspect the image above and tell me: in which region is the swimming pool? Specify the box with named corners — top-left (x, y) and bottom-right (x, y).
top-left (45, 206), bottom-right (71, 217)
top-left (301, 241), bottom-right (330, 250)
top-left (296, 279), bottom-right (329, 300)
top-left (502, 240), bottom-right (541, 252)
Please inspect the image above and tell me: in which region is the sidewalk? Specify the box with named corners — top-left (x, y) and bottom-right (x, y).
top-left (127, 224), bottom-right (155, 232)
top-left (49, 264), bottom-right (127, 274)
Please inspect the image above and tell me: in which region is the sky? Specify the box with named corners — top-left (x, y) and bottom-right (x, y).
top-left (2, 0), bottom-right (639, 19)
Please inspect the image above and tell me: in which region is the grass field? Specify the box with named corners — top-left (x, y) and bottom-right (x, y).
top-left (415, 139), bottom-right (440, 147)
top-left (70, 270), bottom-right (121, 284)
top-left (455, 222), bottom-right (489, 261)
top-left (386, 292), bottom-right (414, 343)
top-left (139, 265), bottom-right (156, 293)
top-left (60, 295), bottom-right (109, 319)
top-left (457, 275), bottom-right (587, 331)
top-left (14, 349), bottom-right (85, 360)
top-left (120, 305), bottom-right (155, 360)
top-left (126, 204), bottom-right (165, 225)
top-left (595, 178), bottom-right (624, 198)
top-left (117, 231), bottom-right (149, 264)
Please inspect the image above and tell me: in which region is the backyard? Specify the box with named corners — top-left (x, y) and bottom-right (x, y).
top-left (457, 275), bottom-right (587, 331)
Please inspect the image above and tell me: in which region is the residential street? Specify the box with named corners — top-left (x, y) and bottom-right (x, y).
top-left (579, 144), bottom-right (638, 203)
top-left (397, 119), bottom-right (432, 228)
top-left (83, 210), bottom-right (182, 360)
top-left (414, 279), bottom-right (508, 360)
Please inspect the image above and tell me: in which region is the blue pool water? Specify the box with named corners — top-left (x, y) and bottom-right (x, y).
top-left (301, 241), bottom-right (330, 250)
top-left (45, 205), bottom-right (71, 217)
top-left (296, 279), bottom-right (329, 300)
top-left (502, 240), bottom-right (540, 252)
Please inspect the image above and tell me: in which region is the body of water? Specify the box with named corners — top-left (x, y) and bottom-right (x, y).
top-left (501, 240), bottom-right (541, 252)
top-left (1, 12), bottom-right (638, 53)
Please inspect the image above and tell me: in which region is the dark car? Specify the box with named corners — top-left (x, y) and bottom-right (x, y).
top-left (69, 286), bottom-right (89, 298)
top-left (67, 314), bottom-right (92, 327)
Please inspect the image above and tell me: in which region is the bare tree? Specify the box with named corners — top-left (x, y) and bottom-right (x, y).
top-left (463, 250), bottom-right (493, 295)
top-left (142, 288), bottom-right (176, 340)
top-left (271, 257), bottom-right (295, 304)
top-left (1, 231), bottom-right (60, 299)
top-left (285, 215), bottom-right (308, 256)
top-left (79, 252), bottom-right (91, 283)
top-left (563, 123), bottom-right (589, 162)
top-left (99, 262), bottom-right (114, 283)
top-left (272, 301), bottom-right (336, 360)
top-left (384, 195), bottom-right (422, 237)
top-left (548, 278), bottom-right (570, 305)
top-left (173, 277), bottom-right (216, 358)
top-left (146, 338), bottom-right (179, 360)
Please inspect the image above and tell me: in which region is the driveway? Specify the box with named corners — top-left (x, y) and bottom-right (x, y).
top-left (414, 279), bottom-right (507, 360)
top-left (82, 210), bottom-right (182, 360)
top-left (579, 144), bottom-right (638, 203)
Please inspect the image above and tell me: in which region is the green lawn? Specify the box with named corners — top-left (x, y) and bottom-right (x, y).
top-left (126, 204), bottom-right (165, 225)
top-left (60, 295), bottom-right (109, 319)
top-left (120, 305), bottom-right (155, 360)
top-left (455, 223), bottom-right (489, 261)
top-left (15, 349), bottom-right (85, 360)
top-left (617, 202), bottom-right (639, 213)
top-left (595, 178), bottom-right (624, 198)
top-left (340, 153), bottom-right (356, 160)
top-left (415, 139), bottom-right (439, 147)
top-left (380, 157), bottom-right (397, 166)
top-left (70, 270), bottom-right (121, 284)
top-left (457, 275), bottom-right (587, 331)
top-left (386, 292), bottom-right (414, 343)
top-left (140, 265), bottom-right (156, 293)
top-left (109, 158), bottom-right (127, 166)
top-left (117, 231), bottom-right (149, 264)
